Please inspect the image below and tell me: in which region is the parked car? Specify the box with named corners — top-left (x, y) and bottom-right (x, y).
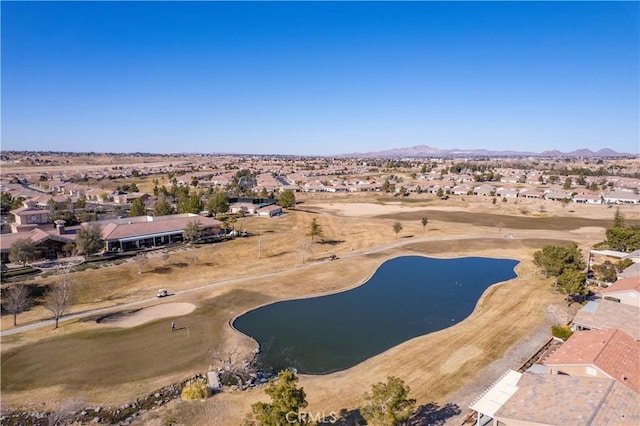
top-left (156, 289), bottom-right (169, 298)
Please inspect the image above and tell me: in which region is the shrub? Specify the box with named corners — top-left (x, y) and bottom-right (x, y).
top-left (181, 380), bottom-right (209, 400)
top-left (552, 325), bottom-right (574, 341)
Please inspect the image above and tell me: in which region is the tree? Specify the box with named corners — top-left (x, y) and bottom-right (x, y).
top-left (393, 222), bottom-right (403, 238)
top-left (0, 191), bottom-right (13, 214)
top-left (605, 226), bottom-right (640, 252)
top-left (183, 220), bottom-right (202, 242)
top-left (298, 239), bottom-right (312, 265)
top-left (382, 179), bottom-right (392, 193)
top-left (2, 285), bottom-right (31, 326)
top-left (134, 253), bottom-right (148, 274)
top-left (278, 190), bottom-right (296, 209)
top-left (592, 260), bottom-right (617, 283)
top-left (153, 198), bottom-right (175, 216)
top-left (360, 376), bottom-right (416, 426)
top-left (251, 370), bottom-right (308, 426)
top-left (421, 217), bottom-right (428, 231)
top-left (563, 177), bottom-right (572, 190)
top-left (11, 196), bottom-right (25, 210)
top-left (75, 223), bottom-right (104, 255)
top-left (613, 207), bottom-right (625, 228)
top-left (207, 190), bottom-right (229, 217)
top-left (62, 242), bottom-right (76, 257)
top-left (556, 269), bottom-right (587, 305)
top-left (9, 238), bottom-right (39, 266)
top-left (436, 188), bottom-right (444, 198)
top-left (44, 267), bottom-right (76, 329)
top-left (177, 193), bottom-right (204, 214)
top-left (533, 243), bottom-right (585, 278)
top-left (74, 197), bottom-right (86, 209)
top-left (46, 198), bottom-right (59, 212)
top-left (50, 210), bottom-right (79, 226)
top-left (129, 198), bottom-right (147, 217)
top-left (212, 347), bottom-right (256, 390)
top-left (307, 218), bottom-right (323, 242)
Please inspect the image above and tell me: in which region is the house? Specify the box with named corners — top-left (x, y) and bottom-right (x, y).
top-left (573, 192), bottom-right (602, 204)
top-left (473, 184), bottom-right (495, 197)
top-left (9, 203), bottom-right (51, 233)
top-left (98, 214), bottom-right (223, 252)
top-left (543, 329), bottom-right (640, 393)
top-left (622, 250), bottom-right (640, 264)
top-left (0, 227), bottom-right (74, 263)
top-left (112, 192), bottom-right (150, 205)
top-left (257, 204), bottom-right (282, 217)
top-left (495, 187), bottom-right (519, 198)
top-left (230, 202), bottom-right (259, 215)
top-left (452, 184), bottom-right (473, 195)
top-left (572, 299), bottom-right (640, 340)
top-left (470, 370), bottom-right (640, 425)
top-left (519, 188), bottom-right (545, 199)
top-left (598, 277), bottom-right (640, 307)
top-left (618, 262), bottom-right (640, 278)
top-left (603, 191), bottom-right (640, 205)
top-left (545, 189), bottom-right (573, 201)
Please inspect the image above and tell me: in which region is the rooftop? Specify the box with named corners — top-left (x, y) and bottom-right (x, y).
top-left (572, 299), bottom-right (640, 340)
top-left (544, 329), bottom-right (640, 393)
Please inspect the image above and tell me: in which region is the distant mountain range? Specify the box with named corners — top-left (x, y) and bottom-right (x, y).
top-left (340, 145), bottom-right (634, 158)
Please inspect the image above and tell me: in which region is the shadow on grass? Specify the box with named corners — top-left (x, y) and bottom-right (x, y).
top-left (408, 402), bottom-right (461, 425)
top-left (268, 251), bottom-right (290, 258)
top-left (152, 266), bottom-right (172, 274)
top-left (332, 408), bottom-right (365, 425)
top-left (173, 262), bottom-right (189, 268)
top-left (329, 402), bottom-right (460, 425)
top-left (318, 239), bottom-right (345, 246)
top-left (402, 235), bottom-right (414, 238)
top-left (95, 308), bottom-right (143, 324)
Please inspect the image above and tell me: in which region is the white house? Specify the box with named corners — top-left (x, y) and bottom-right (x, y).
top-left (598, 277), bottom-right (640, 307)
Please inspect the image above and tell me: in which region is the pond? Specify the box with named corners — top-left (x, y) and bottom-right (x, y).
top-left (233, 256), bottom-right (518, 375)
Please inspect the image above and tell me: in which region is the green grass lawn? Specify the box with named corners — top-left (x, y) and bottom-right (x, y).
top-left (1, 289), bottom-right (271, 393)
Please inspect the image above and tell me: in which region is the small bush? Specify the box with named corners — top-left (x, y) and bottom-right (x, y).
top-left (74, 263), bottom-right (98, 272)
top-left (552, 325), bottom-right (574, 341)
top-left (181, 380), bottom-right (209, 400)
top-left (165, 415), bottom-right (178, 426)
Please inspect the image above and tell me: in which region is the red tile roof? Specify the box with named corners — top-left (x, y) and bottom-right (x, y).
top-left (600, 277), bottom-right (640, 294)
top-left (544, 329), bottom-right (640, 393)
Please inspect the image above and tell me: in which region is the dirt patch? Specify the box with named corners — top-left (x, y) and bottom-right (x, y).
top-left (101, 303), bottom-right (196, 328)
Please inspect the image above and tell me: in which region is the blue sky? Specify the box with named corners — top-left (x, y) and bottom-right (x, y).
top-left (2, 1), bottom-right (638, 155)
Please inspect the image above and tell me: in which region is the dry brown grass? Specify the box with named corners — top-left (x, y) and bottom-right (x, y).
top-left (0, 194), bottom-right (612, 422)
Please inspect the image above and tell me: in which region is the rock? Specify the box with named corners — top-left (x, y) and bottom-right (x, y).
top-left (95, 407), bottom-right (102, 413)
top-left (81, 410), bottom-right (88, 416)
top-left (154, 392), bottom-right (161, 398)
top-left (92, 417), bottom-right (101, 423)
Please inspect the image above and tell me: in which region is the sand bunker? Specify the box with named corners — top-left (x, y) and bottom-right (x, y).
top-left (100, 303), bottom-right (196, 328)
